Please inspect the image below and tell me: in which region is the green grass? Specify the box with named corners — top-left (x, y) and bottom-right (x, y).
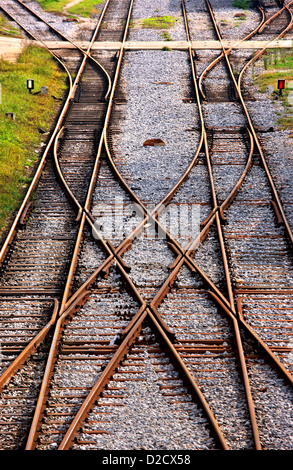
top-left (232, 0), bottom-right (252, 8)
top-left (254, 49), bottom-right (293, 130)
top-left (160, 31), bottom-right (172, 41)
top-left (68, 0), bottom-right (104, 17)
top-left (0, 45), bottom-right (68, 236)
top-left (0, 14), bottom-right (23, 38)
top-left (141, 16), bottom-right (178, 29)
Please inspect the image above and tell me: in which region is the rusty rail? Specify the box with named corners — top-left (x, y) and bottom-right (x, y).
top-left (25, 291), bottom-right (90, 450)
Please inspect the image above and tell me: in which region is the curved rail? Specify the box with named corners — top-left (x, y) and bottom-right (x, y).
top-left (198, 5), bottom-right (266, 100)
top-left (54, 0), bottom-right (231, 315)
top-left (50, 0), bottom-right (293, 390)
top-left (219, 129), bottom-right (254, 221)
top-left (199, 1), bottom-right (293, 100)
top-left (58, 306), bottom-right (229, 450)
top-left (0, 299), bottom-right (59, 393)
top-left (25, 291), bottom-right (91, 450)
top-left (258, 0), bottom-right (292, 32)
top-left (0, 0), bottom-right (114, 441)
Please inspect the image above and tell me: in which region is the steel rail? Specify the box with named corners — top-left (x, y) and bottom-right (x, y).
top-left (53, 21), bottom-right (200, 339)
top-left (258, 0), bottom-right (292, 32)
top-left (27, 200), bottom-right (228, 449)
top-left (209, 290), bottom-right (293, 386)
top-left (200, 128), bottom-right (254, 225)
top-left (198, 5), bottom-right (266, 100)
top-left (0, 0), bottom-right (226, 448)
top-left (219, 130), bottom-right (254, 221)
top-left (52, 3), bottom-right (235, 318)
top-left (180, 2), bottom-right (262, 449)
top-left (28, 0), bottom-right (290, 450)
top-left (102, 146), bottom-right (234, 313)
top-left (54, 0), bottom-right (136, 315)
top-left (24, 0), bottom-right (290, 450)
top-left (0, 8), bottom-right (72, 264)
top-left (199, 0), bottom-right (293, 99)
top-left (53, 5), bottom-right (233, 317)
top-left (203, 0), bottom-right (293, 385)
top-left (185, 0), bottom-right (236, 312)
top-left (52, 0), bottom-right (293, 394)
top-left (100, 20), bottom-right (234, 311)
top-left (0, 5), bottom-right (73, 91)
top-left (24, 0), bottom-right (162, 448)
top-left (25, 0), bottom-right (288, 450)
top-left (53, 7), bottom-right (269, 370)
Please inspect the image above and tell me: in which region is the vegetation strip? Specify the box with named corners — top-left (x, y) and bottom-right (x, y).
top-left (0, 44), bottom-right (67, 237)
top-left (35, 0), bottom-right (104, 17)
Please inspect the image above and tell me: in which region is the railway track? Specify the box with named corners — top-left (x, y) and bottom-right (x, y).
top-left (0, 0), bottom-right (292, 451)
top-left (0, 0), bottom-right (116, 448)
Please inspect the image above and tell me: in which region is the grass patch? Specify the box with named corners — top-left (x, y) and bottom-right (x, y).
top-left (141, 16), bottom-right (177, 29)
top-left (262, 49), bottom-right (293, 71)
top-left (68, 0), bottom-right (104, 17)
top-left (0, 14), bottom-right (23, 38)
top-left (232, 0), bottom-right (252, 8)
top-left (0, 45), bottom-right (67, 236)
top-left (35, 0), bottom-right (70, 13)
top-left (254, 49), bottom-right (293, 130)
